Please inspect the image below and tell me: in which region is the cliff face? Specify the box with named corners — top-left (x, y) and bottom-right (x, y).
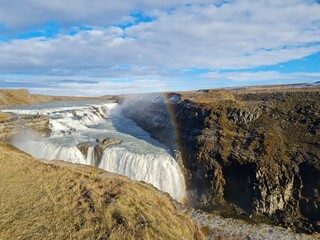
top-left (120, 88), bottom-right (320, 233)
top-left (0, 113), bottom-right (50, 142)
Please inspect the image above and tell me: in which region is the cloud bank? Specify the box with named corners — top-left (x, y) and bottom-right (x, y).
top-left (0, 0), bottom-right (319, 95)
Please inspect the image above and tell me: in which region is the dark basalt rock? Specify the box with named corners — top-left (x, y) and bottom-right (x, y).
top-left (95, 138), bottom-right (122, 160)
top-left (120, 89), bottom-right (320, 233)
top-left (76, 142), bottom-right (91, 157)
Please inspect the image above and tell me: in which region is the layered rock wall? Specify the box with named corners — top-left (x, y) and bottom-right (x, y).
top-left (120, 89), bottom-right (320, 233)
top-left (0, 114), bottom-right (50, 142)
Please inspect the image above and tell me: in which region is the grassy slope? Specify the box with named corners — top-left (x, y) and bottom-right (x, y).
top-left (0, 143), bottom-right (204, 240)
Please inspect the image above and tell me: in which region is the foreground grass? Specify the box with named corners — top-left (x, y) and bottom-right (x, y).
top-left (0, 143), bottom-right (204, 240)
top-left (0, 112), bottom-right (12, 121)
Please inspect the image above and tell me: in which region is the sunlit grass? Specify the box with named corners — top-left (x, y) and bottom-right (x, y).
top-left (0, 143), bottom-right (204, 240)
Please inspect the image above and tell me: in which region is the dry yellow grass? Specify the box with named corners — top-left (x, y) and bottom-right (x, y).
top-left (0, 111), bottom-right (12, 121)
top-left (179, 89), bottom-right (236, 105)
top-left (231, 84), bottom-right (320, 94)
top-left (0, 143), bottom-right (204, 240)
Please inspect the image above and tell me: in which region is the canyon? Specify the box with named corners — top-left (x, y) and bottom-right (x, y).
top-left (120, 86), bottom-right (320, 233)
top-left (1, 86), bottom-right (319, 238)
top-left (0, 90), bottom-right (202, 239)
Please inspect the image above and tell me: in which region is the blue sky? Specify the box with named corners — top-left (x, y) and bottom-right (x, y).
top-left (0, 0), bottom-right (319, 96)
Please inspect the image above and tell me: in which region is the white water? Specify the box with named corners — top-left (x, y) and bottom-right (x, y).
top-left (99, 147), bottom-right (185, 201)
top-left (4, 100), bottom-right (186, 201)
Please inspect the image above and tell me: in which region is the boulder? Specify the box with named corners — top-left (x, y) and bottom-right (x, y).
top-left (76, 142), bottom-right (91, 156)
top-left (94, 138), bottom-right (122, 160)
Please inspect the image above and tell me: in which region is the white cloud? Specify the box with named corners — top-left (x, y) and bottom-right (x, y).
top-left (2, 70), bottom-right (319, 96)
top-left (0, 0), bottom-right (320, 95)
top-left (201, 70), bottom-right (320, 83)
top-left (0, 1), bottom-right (319, 71)
top-left (1, 74), bottom-right (172, 96)
top-left (0, 0), bottom-right (214, 30)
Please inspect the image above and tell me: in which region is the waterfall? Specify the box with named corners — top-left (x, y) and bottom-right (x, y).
top-left (99, 147), bottom-right (185, 201)
top-left (16, 140), bottom-right (186, 201)
top-left (86, 146), bottom-right (95, 166)
top-left (6, 101), bottom-right (186, 202)
top-left (15, 140), bottom-right (87, 164)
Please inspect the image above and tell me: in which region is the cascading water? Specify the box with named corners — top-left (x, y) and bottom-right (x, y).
top-left (99, 147), bottom-right (184, 201)
top-left (3, 100), bottom-right (186, 202)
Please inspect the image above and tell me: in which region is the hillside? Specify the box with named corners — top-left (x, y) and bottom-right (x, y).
top-left (0, 89), bottom-right (56, 108)
top-left (0, 89), bottom-right (116, 109)
top-left (0, 143), bottom-right (204, 240)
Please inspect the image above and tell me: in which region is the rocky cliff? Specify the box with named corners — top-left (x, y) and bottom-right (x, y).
top-left (0, 113), bottom-right (50, 142)
top-left (120, 87), bottom-right (320, 233)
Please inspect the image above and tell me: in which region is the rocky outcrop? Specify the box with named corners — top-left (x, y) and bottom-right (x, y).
top-left (77, 138), bottom-right (122, 166)
top-left (0, 113), bottom-right (50, 142)
top-left (120, 88), bottom-right (320, 233)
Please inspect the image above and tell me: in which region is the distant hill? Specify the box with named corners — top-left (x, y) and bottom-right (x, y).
top-left (0, 89), bottom-right (115, 108)
top-left (0, 89), bottom-right (56, 108)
